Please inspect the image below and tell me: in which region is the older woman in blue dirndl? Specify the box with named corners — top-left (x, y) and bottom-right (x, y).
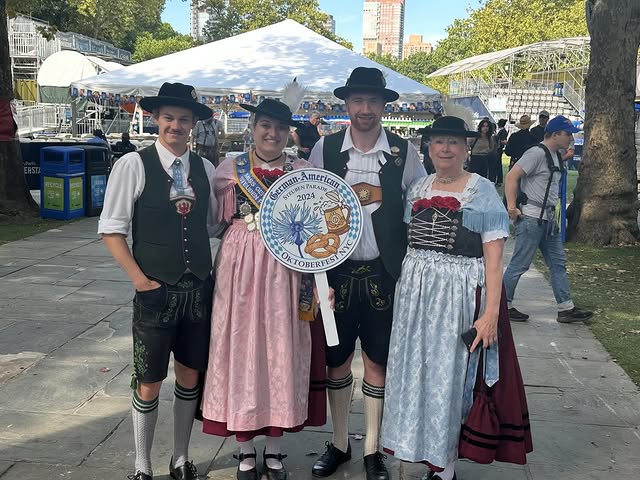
top-left (381, 116), bottom-right (532, 480)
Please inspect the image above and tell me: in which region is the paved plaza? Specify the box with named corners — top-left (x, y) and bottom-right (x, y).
top-left (0, 217), bottom-right (639, 479)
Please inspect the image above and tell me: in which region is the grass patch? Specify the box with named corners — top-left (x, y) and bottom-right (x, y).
top-left (535, 245), bottom-right (640, 385)
top-left (0, 218), bottom-right (77, 245)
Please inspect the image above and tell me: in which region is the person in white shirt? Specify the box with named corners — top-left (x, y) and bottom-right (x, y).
top-left (308, 67), bottom-right (426, 480)
top-left (98, 82), bottom-right (219, 480)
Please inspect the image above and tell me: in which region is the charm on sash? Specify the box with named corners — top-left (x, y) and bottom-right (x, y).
top-left (239, 202), bottom-right (252, 216)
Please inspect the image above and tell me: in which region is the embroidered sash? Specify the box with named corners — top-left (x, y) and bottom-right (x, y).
top-left (233, 151), bottom-right (269, 209)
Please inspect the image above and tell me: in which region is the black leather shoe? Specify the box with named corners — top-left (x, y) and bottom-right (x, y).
top-left (263, 449), bottom-right (288, 480)
top-left (169, 456), bottom-right (200, 480)
top-left (557, 307), bottom-right (593, 323)
top-left (128, 472), bottom-right (152, 480)
top-left (232, 449), bottom-right (258, 480)
top-left (312, 441), bottom-right (352, 477)
top-left (508, 307), bottom-right (530, 322)
top-left (363, 452), bottom-right (389, 480)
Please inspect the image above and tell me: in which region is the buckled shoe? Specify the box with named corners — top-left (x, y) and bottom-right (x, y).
top-left (232, 449), bottom-right (258, 480)
top-left (263, 450), bottom-right (288, 480)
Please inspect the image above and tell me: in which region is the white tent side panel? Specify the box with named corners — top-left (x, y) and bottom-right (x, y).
top-left (71, 19), bottom-right (440, 102)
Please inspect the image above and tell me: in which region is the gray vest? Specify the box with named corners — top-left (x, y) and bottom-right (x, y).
top-left (132, 145), bottom-right (212, 285)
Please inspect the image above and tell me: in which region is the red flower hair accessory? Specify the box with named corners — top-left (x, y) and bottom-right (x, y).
top-left (412, 195), bottom-right (461, 213)
top-left (253, 168), bottom-right (285, 181)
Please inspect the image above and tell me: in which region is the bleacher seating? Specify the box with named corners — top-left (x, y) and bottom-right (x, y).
top-left (507, 86), bottom-right (577, 121)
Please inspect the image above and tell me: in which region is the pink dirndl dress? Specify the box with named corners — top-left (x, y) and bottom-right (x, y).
top-left (201, 155), bottom-right (326, 441)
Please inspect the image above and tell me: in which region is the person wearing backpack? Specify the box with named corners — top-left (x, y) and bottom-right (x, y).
top-left (503, 116), bottom-right (593, 324)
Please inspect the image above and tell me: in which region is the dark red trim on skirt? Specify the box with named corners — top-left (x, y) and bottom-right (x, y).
top-left (384, 285), bottom-right (532, 470)
top-left (201, 315), bottom-right (327, 440)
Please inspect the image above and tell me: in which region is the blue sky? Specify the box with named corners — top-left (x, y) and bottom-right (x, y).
top-left (161, 0), bottom-right (478, 51)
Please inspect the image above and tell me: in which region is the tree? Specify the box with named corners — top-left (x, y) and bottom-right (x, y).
top-left (132, 28), bottom-right (194, 62)
top-left (566, 0), bottom-right (640, 245)
top-left (418, 0), bottom-right (588, 92)
top-left (9, 0), bottom-right (166, 52)
top-left (198, 0), bottom-right (353, 50)
top-left (0, 0), bottom-right (39, 218)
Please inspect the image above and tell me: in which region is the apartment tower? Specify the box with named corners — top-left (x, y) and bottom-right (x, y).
top-left (362, 0), bottom-right (405, 58)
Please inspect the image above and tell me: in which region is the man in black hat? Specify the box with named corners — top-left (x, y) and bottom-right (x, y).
top-left (99, 82), bottom-right (219, 480)
top-left (309, 67), bottom-right (426, 480)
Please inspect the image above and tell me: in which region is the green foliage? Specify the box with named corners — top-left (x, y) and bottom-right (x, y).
top-left (8, 0), bottom-right (166, 51)
top-left (198, 0), bottom-right (352, 49)
top-left (378, 0), bottom-right (589, 93)
top-left (132, 29), bottom-right (194, 62)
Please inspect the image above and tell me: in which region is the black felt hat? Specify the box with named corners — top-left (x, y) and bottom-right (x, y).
top-left (418, 116), bottom-right (479, 138)
top-left (240, 99), bottom-right (304, 128)
top-left (139, 82), bottom-right (212, 119)
top-left (333, 67), bottom-right (399, 102)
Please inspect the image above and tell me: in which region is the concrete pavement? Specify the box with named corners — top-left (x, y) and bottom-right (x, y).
top-left (0, 217), bottom-right (639, 480)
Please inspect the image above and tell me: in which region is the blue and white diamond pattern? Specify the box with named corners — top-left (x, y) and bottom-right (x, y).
top-left (260, 168), bottom-right (363, 273)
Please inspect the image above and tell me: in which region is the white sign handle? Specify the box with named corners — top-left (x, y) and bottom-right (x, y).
top-left (314, 271), bottom-right (339, 347)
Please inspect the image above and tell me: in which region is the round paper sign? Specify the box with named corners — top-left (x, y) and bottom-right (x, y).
top-left (260, 168), bottom-right (363, 273)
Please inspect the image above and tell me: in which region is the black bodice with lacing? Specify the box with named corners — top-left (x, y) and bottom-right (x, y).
top-left (408, 208), bottom-right (483, 258)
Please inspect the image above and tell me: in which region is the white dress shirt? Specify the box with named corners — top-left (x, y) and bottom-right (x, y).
top-left (309, 126), bottom-right (426, 261)
top-left (98, 140), bottom-right (219, 236)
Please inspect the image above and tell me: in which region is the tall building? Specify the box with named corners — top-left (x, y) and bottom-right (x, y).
top-left (402, 34), bottom-right (433, 59)
top-left (190, 1), bottom-right (210, 41)
top-left (323, 13), bottom-right (336, 34)
top-left (362, 0), bottom-right (405, 58)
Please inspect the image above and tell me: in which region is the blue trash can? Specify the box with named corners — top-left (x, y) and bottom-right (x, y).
top-left (40, 146), bottom-right (86, 220)
top-left (79, 145), bottom-right (110, 217)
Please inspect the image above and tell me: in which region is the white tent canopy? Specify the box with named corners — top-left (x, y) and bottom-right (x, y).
top-left (71, 19), bottom-right (440, 102)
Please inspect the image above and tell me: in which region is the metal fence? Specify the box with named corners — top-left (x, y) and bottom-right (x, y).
top-left (15, 104), bottom-right (71, 136)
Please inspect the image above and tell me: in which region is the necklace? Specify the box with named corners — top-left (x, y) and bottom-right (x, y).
top-left (435, 172), bottom-right (465, 184)
top-left (254, 150), bottom-right (283, 164)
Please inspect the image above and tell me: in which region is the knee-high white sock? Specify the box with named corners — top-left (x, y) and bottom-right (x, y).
top-left (362, 380), bottom-right (384, 456)
top-left (265, 436), bottom-right (283, 470)
top-left (238, 439), bottom-right (255, 472)
top-left (132, 391), bottom-right (159, 476)
top-left (327, 373), bottom-right (353, 452)
top-left (173, 382), bottom-right (199, 468)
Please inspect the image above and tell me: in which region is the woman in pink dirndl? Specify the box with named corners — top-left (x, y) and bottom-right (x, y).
top-left (201, 95), bottom-right (327, 480)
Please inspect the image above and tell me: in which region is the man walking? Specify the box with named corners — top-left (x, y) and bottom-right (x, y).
top-left (99, 82), bottom-right (219, 480)
top-left (504, 115), bottom-right (592, 324)
top-left (505, 114), bottom-right (536, 169)
top-left (191, 114), bottom-right (223, 166)
top-left (309, 67), bottom-right (426, 480)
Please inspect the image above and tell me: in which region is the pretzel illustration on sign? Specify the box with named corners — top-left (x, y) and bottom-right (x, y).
top-left (305, 233), bottom-right (341, 258)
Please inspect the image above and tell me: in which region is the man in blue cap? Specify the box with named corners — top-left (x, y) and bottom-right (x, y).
top-left (503, 115), bottom-right (592, 323)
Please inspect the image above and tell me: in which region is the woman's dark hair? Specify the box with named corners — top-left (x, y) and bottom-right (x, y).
top-left (476, 120), bottom-right (495, 138)
top-left (498, 118), bottom-right (507, 128)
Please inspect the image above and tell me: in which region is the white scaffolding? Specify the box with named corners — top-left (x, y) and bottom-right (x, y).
top-left (429, 37), bottom-right (591, 121)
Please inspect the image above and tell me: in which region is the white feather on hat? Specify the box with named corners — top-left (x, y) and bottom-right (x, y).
top-left (281, 78), bottom-right (306, 114)
top-left (442, 100), bottom-right (476, 131)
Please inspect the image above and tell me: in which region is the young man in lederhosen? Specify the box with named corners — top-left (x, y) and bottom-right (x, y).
top-left (99, 83), bottom-right (219, 480)
top-left (309, 67), bottom-right (426, 480)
